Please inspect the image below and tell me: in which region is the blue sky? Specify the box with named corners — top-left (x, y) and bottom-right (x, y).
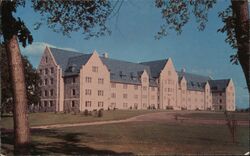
top-left (16, 0), bottom-right (249, 108)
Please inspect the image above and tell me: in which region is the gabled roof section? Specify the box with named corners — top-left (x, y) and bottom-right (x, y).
top-left (64, 54), bottom-right (92, 76)
top-left (49, 47), bottom-right (84, 71)
top-left (140, 59), bottom-right (168, 78)
top-left (100, 57), bottom-right (157, 86)
top-left (208, 79), bottom-right (230, 92)
top-left (177, 71), bottom-right (212, 91)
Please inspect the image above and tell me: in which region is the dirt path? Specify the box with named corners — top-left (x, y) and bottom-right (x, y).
top-left (32, 111), bottom-right (249, 129)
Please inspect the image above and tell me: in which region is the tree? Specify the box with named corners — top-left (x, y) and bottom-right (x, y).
top-left (155, 0), bottom-right (249, 93)
top-left (1, 44), bottom-right (41, 114)
top-left (1, 0), bottom-right (114, 154)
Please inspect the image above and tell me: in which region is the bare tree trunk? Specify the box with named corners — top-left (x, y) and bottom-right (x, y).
top-left (5, 36), bottom-right (30, 154)
top-left (231, 0), bottom-right (250, 94)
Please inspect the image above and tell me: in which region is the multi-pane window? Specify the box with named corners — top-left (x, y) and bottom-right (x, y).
top-left (98, 78), bottom-right (104, 84)
top-left (111, 83), bottom-right (116, 88)
top-left (85, 101), bottom-right (91, 107)
top-left (50, 89), bottom-right (54, 96)
top-left (45, 79), bottom-right (48, 85)
top-left (92, 66), bottom-right (98, 72)
top-left (123, 84), bottom-right (127, 89)
top-left (123, 94), bottom-right (128, 99)
top-left (49, 101), bottom-right (53, 107)
top-left (44, 101), bottom-right (48, 107)
top-left (98, 90), bottom-right (104, 96)
top-left (45, 68), bottom-right (48, 74)
top-left (85, 77), bottom-right (92, 83)
top-left (134, 85), bottom-right (138, 90)
top-left (111, 93), bottom-right (116, 98)
top-left (51, 67), bottom-right (54, 74)
top-left (143, 78), bottom-right (147, 82)
top-left (45, 57), bottom-right (48, 63)
top-left (71, 101), bottom-right (75, 107)
top-left (85, 89), bottom-right (91, 95)
top-left (73, 77), bottom-right (76, 83)
top-left (98, 101), bottom-right (104, 107)
top-left (143, 86), bottom-right (147, 90)
top-left (44, 90), bottom-right (48, 97)
top-left (72, 89), bottom-right (76, 96)
top-left (50, 78), bottom-right (54, 85)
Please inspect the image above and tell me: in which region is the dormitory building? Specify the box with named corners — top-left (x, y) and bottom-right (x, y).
top-left (37, 47), bottom-right (236, 112)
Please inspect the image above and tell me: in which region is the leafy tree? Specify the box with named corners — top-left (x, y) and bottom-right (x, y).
top-left (1, 0), bottom-right (115, 154)
top-left (1, 45), bottom-right (41, 114)
top-left (155, 0), bottom-right (249, 93)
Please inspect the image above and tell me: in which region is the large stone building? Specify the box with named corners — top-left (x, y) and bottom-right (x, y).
top-left (37, 47), bottom-right (236, 112)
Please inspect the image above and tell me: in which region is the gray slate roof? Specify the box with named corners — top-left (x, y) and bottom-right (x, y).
top-left (208, 79), bottom-right (230, 92)
top-left (49, 47), bottom-right (84, 72)
top-left (140, 59), bottom-right (168, 78)
top-left (101, 57), bottom-right (157, 86)
top-left (177, 71), bottom-right (212, 91)
top-left (64, 54), bottom-right (92, 76)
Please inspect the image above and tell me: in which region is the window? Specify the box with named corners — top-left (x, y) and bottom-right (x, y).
top-left (111, 93), bottom-right (116, 98)
top-left (123, 84), bottom-right (127, 89)
top-left (73, 77), bottom-right (76, 83)
top-left (85, 89), bottom-right (91, 95)
top-left (39, 69), bottom-right (42, 74)
top-left (151, 87), bottom-right (155, 91)
top-left (71, 101), bottom-right (75, 107)
top-left (49, 101), bottom-right (53, 107)
top-left (45, 57), bottom-right (48, 63)
top-left (111, 83), bottom-right (116, 88)
top-left (45, 68), bottom-right (48, 74)
top-left (98, 78), bottom-right (104, 84)
top-left (134, 85), bottom-right (138, 90)
top-left (98, 101), bottom-right (104, 107)
top-left (92, 66), bottom-right (98, 72)
top-left (142, 95), bottom-right (147, 99)
top-left (143, 86), bottom-right (147, 90)
top-left (219, 99), bottom-right (222, 103)
top-left (50, 78), bottom-right (54, 85)
top-left (50, 89), bottom-right (54, 96)
top-left (45, 79), bottom-right (48, 85)
top-left (85, 101), bottom-right (91, 107)
top-left (85, 77), bottom-right (92, 83)
top-left (98, 90), bottom-right (104, 96)
top-left (123, 94), bottom-right (128, 99)
top-left (143, 103), bottom-right (147, 108)
top-left (44, 90), bottom-right (48, 97)
top-left (51, 67), bottom-right (54, 74)
top-left (44, 101), bottom-right (48, 107)
top-left (219, 93), bottom-right (222, 96)
top-left (72, 89), bottom-right (76, 96)
top-left (143, 77), bottom-right (147, 82)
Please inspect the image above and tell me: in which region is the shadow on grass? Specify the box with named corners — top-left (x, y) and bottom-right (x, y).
top-left (1, 128), bottom-right (134, 155)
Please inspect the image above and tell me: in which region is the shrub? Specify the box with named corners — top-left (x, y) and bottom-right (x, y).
top-left (98, 109), bottom-right (103, 117)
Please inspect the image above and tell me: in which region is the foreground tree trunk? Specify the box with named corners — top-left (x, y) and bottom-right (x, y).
top-left (5, 36), bottom-right (30, 154)
top-left (231, 0), bottom-right (250, 93)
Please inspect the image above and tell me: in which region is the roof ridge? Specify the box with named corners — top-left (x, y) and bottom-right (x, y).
top-left (177, 71), bottom-right (211, 78)
top-left (140, 58), bottom-right (168, 64)
top-left (101, 57), bottom-right (149, 67)
top-left (49, 47), bottom-right (83, 54)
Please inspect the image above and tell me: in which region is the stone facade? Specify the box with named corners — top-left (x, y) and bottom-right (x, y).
top-left (37, 47), bottom-right (236, 112)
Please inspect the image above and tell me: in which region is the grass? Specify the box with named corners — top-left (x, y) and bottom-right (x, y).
top-left (179, 111), bottom-right (249, 120)
top-left (1, 121), bottom-right (248, 155)
top-left (0, 110), bottom-right (164, 129)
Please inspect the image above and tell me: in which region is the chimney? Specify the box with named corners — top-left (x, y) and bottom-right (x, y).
top-left (181, 68), bottom-right (186, 73)
top-left (103, 52), bottom-right (108, 58)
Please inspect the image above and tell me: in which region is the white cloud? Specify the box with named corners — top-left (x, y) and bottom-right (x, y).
top-left (20, 42), bottom-right (78, 56)
top-left (189, 68), bottom-right (214, 77)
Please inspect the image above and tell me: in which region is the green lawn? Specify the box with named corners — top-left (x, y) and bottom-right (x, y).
top-left (1, 121), bottom-right (248, 155)
top-left (1, 110), bottom-right (164, 129)
top-left (179, 111), bottom-right (249, 120)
